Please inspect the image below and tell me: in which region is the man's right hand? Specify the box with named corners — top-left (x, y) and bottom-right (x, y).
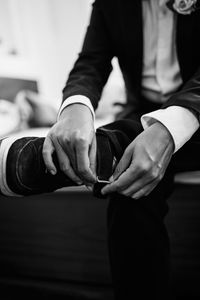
top-left (42, 104), bottom-right (97, 185)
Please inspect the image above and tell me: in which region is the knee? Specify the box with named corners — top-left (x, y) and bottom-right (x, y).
top-left (102, 119), bottom-right (143, 140)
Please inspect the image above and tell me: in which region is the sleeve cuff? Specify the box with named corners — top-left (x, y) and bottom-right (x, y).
top-left (57, 95), bottom-right (95, 121)
top-left (141, 106), bottom-right (199, 153)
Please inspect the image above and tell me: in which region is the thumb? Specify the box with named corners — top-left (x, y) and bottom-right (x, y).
top-left (111, 145), bottom-right (133, 182)
top-left (89, 135), bottom-right (97, 179)
top-left (42, 135), bottom-right (57, 175)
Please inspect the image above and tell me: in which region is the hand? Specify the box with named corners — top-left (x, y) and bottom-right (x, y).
top-left (101, 122), bottom-right (174, 199)
top-left (43, 104), bottom-right (97, 185)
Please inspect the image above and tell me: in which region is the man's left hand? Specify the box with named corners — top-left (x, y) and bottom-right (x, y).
top-left (101, 122), bottom-right (174, 199)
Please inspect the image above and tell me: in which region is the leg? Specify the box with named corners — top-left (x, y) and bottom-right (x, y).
top-left (107, 182), bottom-right (172, 300)
top-left (98, 120), bottom-right (173, 299)
top-left (104, 124), bottom-right (200, 300)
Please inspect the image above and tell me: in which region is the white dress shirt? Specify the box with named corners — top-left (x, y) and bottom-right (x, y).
top-left (58, 0), bottom-right (199, 152)
top-left (141, 0), bottom-right (182, 97)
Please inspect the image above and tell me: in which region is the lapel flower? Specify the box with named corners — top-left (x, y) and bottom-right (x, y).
top-left (167, 0), bottom-right (200, 15)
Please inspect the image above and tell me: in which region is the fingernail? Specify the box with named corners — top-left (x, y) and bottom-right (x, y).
top-left (109, 175), bottom-right (114, 182)
top-left (101, 188), bottom-right (106, 195)
top-left (50, 169), bottom-right (56, 175)
top-left (77, 181), bottom-right (83, 185)
top-left (87, 183), bottom-right (93, 187)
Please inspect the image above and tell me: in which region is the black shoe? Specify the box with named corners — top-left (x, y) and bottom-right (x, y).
top-left (0, 136), bottom-right (76, 196)
top-left (0, 134), bottom-right (115, 197)
top-left (0, 120), bottom-right (141, 197)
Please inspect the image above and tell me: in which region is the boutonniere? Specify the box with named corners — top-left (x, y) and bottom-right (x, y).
top-left (167, 0), bottom-right (200, 15)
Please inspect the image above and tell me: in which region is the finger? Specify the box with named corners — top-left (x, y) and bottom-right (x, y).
top-left (120, 174), bottom-right (156, 197)
top-left (55, 142), bottom-right (83, 185)
top-left (59, 139), bottom-right (77, 172)
top-left (131, 180), bottom-right (159, 200)
top-left (120, 143), bottom-right (173, 198)
top-left (75, 139), bottom-right (96, 184)
top-left (102, 165), bottom-right (140, 195)
top-left (89, 135), bottom-right (97, 178)
top-left (111, 147), bottom-right (132, 181)
top-left (108, 151), bottom-right (172, 196)
top-left (42, 135), bottom-right (57, 175)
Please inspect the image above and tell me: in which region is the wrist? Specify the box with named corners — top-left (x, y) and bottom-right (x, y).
top-left (152, 122), bottom-right (175, 152)
top-left (59, 103), bottom-right (93, 120)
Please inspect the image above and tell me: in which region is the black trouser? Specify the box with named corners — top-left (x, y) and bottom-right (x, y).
top-left (97, 100), bottom-right (200, 300)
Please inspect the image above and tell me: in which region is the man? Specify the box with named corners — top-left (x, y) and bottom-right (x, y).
top-left (2, 0), bottom-right (200, 298)
top-left (43, 0), bottom-right (200, 198)
top-left (41, 0), bottom-right (200, 298)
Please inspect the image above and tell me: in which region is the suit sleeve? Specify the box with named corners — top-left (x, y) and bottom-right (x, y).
top-left (162, 67), bottom-right (200, 117)
top-left (62, 0), bottom-right (114, 111)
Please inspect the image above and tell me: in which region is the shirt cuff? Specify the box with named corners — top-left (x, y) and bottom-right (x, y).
top-left (57, 95), bottom-right (95, 121)
top-left (141, 106), bottom-right (199, 153)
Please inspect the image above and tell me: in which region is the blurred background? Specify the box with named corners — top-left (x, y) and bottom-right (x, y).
top-left (0, 0), bottom-right (93, 106)
top-left (0, 0), bottom-right (125, 138)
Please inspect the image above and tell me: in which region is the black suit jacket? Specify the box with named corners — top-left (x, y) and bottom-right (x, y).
top-left (62, 0), bottom-right (200, 117)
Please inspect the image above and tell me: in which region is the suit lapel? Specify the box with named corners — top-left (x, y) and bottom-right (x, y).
top-left (117, 0), bottom-right (143, 51)
top-left (176, 14), bottom-right (198, 81)
top-left (116, 0), bottom-right (143, 103)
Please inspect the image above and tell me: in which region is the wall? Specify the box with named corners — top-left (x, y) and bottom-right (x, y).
top-left (0, 0), bottom-right (125, 117)
top-left (0, 0), bottom-right (93, 108)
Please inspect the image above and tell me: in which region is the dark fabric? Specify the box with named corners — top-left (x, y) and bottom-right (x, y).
top-left (0, 190), bottom-right (113, 300)
top-left (98, 117), bottom-right (200, 300)
top-left (2, 185), bottom-right (200, 299)
top-left (98, 118), bottom-right (172, 299)
top-left (107, 194), bottom-right (171, 300)
top-left (93, 130), bottom-right (114, 198)
top-left (62, 0), bottom-right (200, 117)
